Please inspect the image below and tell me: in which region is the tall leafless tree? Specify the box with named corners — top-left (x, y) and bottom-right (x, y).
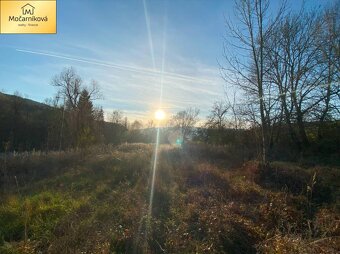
top-left (52, 67), bottom-right (101, 110)
top-left (265, 10), bottom-right (331, 149)
top-left (316, 3), bottom-right (340, 138)
top-left (222, 0), bottom-right (286, 163)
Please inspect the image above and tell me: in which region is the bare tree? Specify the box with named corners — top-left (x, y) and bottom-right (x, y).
top-left (110, 110), bottom-right (124, 125)
top-left (222, 0), bottom-right (286, 163)
top-left (225, 91), bottom-right (245, 129)
top-left (171, 107), bottom-right (199, 143)
top-left (52, 67), bottom-right (82, 110)
top-left (206, 100), bottom-right (230, 130)
top-left (52, 67), bottom-right (101, 109)
top-left (316, 4), bottom-right (340, 138)
top-left (86, 80), bottom-right (102, 101)
top-left (265, 10), bottom-right (330, 149)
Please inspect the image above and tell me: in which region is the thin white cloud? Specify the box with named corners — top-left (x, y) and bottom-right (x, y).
top-left (13, 48), bottom-right (225, 121)
top-left (15, 48), bottom-right (215, 84)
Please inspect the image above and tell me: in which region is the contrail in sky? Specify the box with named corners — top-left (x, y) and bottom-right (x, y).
top-left (143, 0), bottom-right (156, 70)
top-left (159, 10), bottom-right (167, 108)
top-left (15, 48), bottom-right (214, 84)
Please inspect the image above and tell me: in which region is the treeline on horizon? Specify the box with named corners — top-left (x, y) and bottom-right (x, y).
top-left (0, 1), bottom-right (339, 163)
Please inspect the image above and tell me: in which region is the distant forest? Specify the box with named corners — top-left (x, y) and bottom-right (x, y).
top-left (0, 80), bottom-right (339, 164)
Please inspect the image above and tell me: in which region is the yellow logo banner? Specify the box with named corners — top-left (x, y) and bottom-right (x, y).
top-left (0, 0), bottom-right (57, 34)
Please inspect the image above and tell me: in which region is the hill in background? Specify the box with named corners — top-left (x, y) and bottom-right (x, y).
top-left (0, 92), bottom-right (128, 152)
top-left (0, 92), bottom-right (53, 152)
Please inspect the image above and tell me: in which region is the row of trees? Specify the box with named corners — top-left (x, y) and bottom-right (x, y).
top-left (217, 0), bottom-right (339, 162)
top-left (108, 107), bottom-right (200, 145)
top-left (3, 2), bottom-right (339, 160)
top-left (49, 68), bottom-right (202, 149)
top-left (47, 1), bottom-right (337, 161)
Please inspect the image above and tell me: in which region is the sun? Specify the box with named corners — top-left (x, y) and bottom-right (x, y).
top-left (155, 109), bottom-right (165, 120)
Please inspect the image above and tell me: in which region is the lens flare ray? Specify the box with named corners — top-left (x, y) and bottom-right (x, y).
top-left (142, 0), bottom-right (168, 221)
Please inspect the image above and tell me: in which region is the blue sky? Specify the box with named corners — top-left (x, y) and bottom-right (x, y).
top-left (0, 0), bottom-right (333, 122)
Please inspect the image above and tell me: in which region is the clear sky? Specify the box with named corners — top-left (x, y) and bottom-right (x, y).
top-left (0, 0), bottom-right (333, 122)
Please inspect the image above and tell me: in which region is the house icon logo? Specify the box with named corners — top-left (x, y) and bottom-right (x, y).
top-left (21, 3), bottom-right (35, 15)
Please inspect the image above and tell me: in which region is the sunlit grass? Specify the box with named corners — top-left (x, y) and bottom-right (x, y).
top-left (0, 144), bottom-right (339, 253)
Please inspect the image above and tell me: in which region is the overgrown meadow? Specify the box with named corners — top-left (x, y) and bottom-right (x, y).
top-left (0, 143), bottom-right (339, 253)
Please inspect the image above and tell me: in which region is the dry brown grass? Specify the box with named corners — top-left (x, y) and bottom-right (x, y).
top-left (0, 143), bottom-right (339, 253)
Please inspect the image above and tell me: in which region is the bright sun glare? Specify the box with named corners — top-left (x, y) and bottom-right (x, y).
top-left (155, 109), bottom-right (165, 120)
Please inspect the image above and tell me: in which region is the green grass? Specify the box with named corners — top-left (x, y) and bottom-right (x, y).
top-left (0, 143), bottom-right (339, 253)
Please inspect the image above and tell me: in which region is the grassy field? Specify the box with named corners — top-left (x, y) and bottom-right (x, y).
top-left (0, 143), bottom-right (339, 253)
